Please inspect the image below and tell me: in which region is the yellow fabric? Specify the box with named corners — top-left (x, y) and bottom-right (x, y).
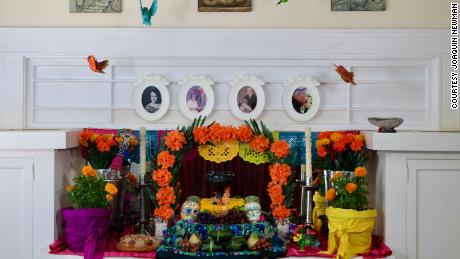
top-left (199, 198), bottom-right (245, 217)
top-left (238, 143), bottom-right (269, 165)
top-left (321, 207), bottom-right (377, 259)
top-left (198, 140), bottom-right (239, 163)
top-left (312, 191), bottom-right (327, 232)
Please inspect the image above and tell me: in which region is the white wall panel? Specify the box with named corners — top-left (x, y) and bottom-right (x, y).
top-left (34, 82), bottom-right (110, 107)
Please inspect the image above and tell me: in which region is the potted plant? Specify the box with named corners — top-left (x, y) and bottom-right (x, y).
top-left (63, 165), bottom-right (119, 258)
top-left (321, 166), bottom-right (377, 259)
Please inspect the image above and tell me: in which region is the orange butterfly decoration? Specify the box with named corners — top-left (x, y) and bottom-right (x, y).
top-left (334, 64), bottom-right (356, 85)
top-left (87, 55), bottom-right (109, 74)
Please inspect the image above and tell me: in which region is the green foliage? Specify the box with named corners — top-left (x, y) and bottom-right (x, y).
top-left (67, 175), bottom-right (109, 209)
top-left (330, 174), bottom-right (369, 211)
top-left (277, 0), bottom-right (289, 5)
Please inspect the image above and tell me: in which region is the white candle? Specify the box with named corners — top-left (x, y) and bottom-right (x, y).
top-left (305, 128), bottom-right (312, 178)
top-left (140, 127), bottom-right (147, 179)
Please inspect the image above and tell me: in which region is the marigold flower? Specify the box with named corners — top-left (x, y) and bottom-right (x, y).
top-left (331, 172), bottom-right (343, 181)
top-left (164, 130), bottom-right (186, 151)
top-left (237, 125), bottom-right (253, 143)
top-left (82, 165), bottom-right (97, 177)
top-left (157, 151), bottom-right (175, 169)
top-left (267, 183), bottom-right (285, 206)
top-left (221, 125), bottom-right (238, 142)
top-left (350, 140), bottom-right (364, 152)
top-left (330, 132), bottom-right (343, 143)
top-left (269, 163), bottom-right (292, 186)
top-left (156, 186), bottom-right (176, 206)
top-left (353, 134), bottom-right (365, 142)
top-left (105, 183), bottom-right (118, 196)
top-left (315, 138), bottom-right (331, 149)
top-left (318, 131), bottom-right (331, 139)
top-left (128, 172), bottom-right (137, 185)
top-left (346, 183), bottom-right (358, 194)
top-left (332, 141), bottom-right (346, 153)
top-left (250, 135), bottom-right (270, 153)
top-left (65, 185), bottom-right (75, 192)
top-left (152, 168), bottom-right (173, 187)
top-left (208, 123), bottom-right (223, 144)
top-left (193, 126), bottom-right (210, 145)
top-left (326, 188), bottom-right (336, 201)
top-left (154, 206), bottom-right (174, 221)
top-left (317, 146), bottom-right (328, 158)
top-left (355, 167), bottom-right (367, 177)
top-left (79, 130), bottom-right (94, 147)
top-left (293, 233), bottom-right (302, 242)
top-left (272, 205), bottom-right (291, 220)
top-left (270, 140), bottom-right (290, 158)
top-left (106, 194), bottom-right (113, 202)
top-left (96, 141), bottom-right (110, 152)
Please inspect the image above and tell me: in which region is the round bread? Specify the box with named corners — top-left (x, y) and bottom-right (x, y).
top-left (116, 234), bottom-right (161, 252)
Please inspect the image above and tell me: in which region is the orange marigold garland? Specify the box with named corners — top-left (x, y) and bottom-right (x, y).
top-left (270, 140), bottom-right (290, 159)
top-left (164, 130), bottom-right (186, 151)
top-left (152, 168), bottom-right (173, 187)
top-left (157, 151), bottom-right (175, 169)
top-left (250, 135), bottom-right (270, 153)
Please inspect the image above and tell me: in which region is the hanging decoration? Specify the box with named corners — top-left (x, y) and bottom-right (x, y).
top-left (139, 0), bottom-right (158, 26)
top-left (87, 55), bottom-right (109, 74)
top-left (334, 64), bottom-right (356, 85)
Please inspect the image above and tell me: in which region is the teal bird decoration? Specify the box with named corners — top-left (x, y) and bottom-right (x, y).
top-left (140, 0), bottom-right (158, 26)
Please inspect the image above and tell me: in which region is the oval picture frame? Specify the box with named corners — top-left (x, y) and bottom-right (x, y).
top-left (132, 75), bottom-right (170, 122)
top-left (283, 75), bottom-right (321, 122)
top-left (228, 75), bottom-right (266, 120)
top-left (178, 75), bottom-right (215, 120)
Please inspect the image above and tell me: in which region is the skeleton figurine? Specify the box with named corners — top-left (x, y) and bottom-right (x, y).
top-left (244, 196), bottom-right (261, 223)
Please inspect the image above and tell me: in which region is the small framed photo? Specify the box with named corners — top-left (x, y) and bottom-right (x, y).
top-left (178, 75), bottom-right (215, 120)
top-left (283, 75), bottom-right (321, 121)
top-left (228, 75), bottom-right (265, 120)
top-left (132, 75), bottom-right (170, 121)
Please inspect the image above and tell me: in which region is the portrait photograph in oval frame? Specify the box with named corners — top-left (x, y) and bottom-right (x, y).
top-left (228, 75), bottom-right (266, 121)
top-left (178, 75), bottom-right (215, 120)
top-left (283, 75), bottom-right (320, 121)
top-left (132, 75), bottom-right (170, 122)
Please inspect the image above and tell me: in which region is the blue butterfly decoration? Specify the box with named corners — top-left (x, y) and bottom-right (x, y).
top-left (140, 0), bottom-right (158, 26)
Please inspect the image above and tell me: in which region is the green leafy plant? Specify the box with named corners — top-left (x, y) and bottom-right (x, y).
top-left (277, 0), bottom-right (289, 5)
top-left (326, 167), bottom-right (369, 211)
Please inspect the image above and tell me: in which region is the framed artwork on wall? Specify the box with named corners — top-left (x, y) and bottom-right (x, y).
top-left (132, 75), bottom-right (170, 122)
top-left (283, 75), bottom-right (321, 122)
top-left (178, 75), bottom-right (215, 120)
top-left (69, 0), bottom-right (122, 13)
top-left (228, 75), bottom-right (266, 121)
top-left (331, 0), bottom-right (385, 11)
top-left (198, 0), bottom-right (252, 12)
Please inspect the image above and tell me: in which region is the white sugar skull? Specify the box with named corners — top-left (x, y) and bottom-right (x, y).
top-left (180, 200), bottom-right (200, 221)
top-left (245, 199), bottom-right (261, 223)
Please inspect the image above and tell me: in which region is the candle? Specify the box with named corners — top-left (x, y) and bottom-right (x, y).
top-left (140, 127), bottom-right (147, 179)
top-left (305, 128), bottom-right (312, 178)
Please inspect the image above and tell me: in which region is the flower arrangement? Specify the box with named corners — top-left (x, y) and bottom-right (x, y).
top-left (150, 117), bottom-right (296, 222)
top-left (79, 129), bottom-right (138, 169)
top-left (292, 225), bottom-right (320, 249)
top-left (66, 165), bottom-right (119, 209)
top-left (314, 131), bottom-right (368, 171)
top-left (325, 167), bottom-right (369, 211)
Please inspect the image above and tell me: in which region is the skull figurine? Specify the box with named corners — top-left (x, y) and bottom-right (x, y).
top-left (244, 197), bottom-right (261, 223)
top-left (180, 199), bottom-right (200, 221)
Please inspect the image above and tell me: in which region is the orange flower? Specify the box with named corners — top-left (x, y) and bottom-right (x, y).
top-left (152, 168), bottom-right (173, 187)
top-left (326, 188), bottom-right (336, 201)
top-left (353, 134), bottom-right (365, 142)
top-left (350, 140), bottom-right (364, 151)
top-left (316, 138), bottom-right (331, 149)
top-left (154, 206), bottom-right (174, 221)
top-left (312, 176), bottom-right (321, 187)
top-left (346, 183), bottom-right (358, 194)
top-left (128, 172), bottom-right (137, 185)
top-left (221, 125), bottom-right (238, 142)
top-left (208, 123), bottom-right (223, 144)
top-left (97, 141), bottom-right (110, 152)
top-left (95, 134), bottom-right (116, 152)
top-left (332, 141), bottom-right (346, 153)
top-left (79, 130), bottom-right (94, 147)
top-left (317, 146), bottom-right (328, 158)
top-left (193, 126), bottom-right (209, 145)
top-left (272, 205), bottom-right (291, 220)
top-left (355, 167), bottom-right (367, 177)
top-left (250, 135), bottom-right (270, 153)
top-left (330, 132), bottom-right (343, 143)
top-left (164, 130), bottom-right (186, 151)
top-left (342, 133), bottom-right (354, 144)
top-left (270, 140), bottom-right (290, 158)
top-left (237, 125), bottom-right (253, 143)
top-left (105, 183), bottom-right (118, 196)
top-left (269, 163), bottom-right (292, 186)
top-left (157, 151), bottom-right (175, 169)
top-left (106, 194), bottom-right (113, 201)
top-left (318, 131), bottom-right (331, 140)
top-left (82, 165), bottom-right (97, 177)
top-left (267, 183), bottom-right (285, 206)
top-left (331, 171), bottom-right (343, 181)
top-left (156, 186), bottom-right (176, 206)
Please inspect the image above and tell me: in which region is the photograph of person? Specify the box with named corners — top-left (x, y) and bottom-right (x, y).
top-left (142, 86), bottom-right (162, 113)
top-left (237, 86), bottom-right (257, 113)
top-left (291, 87), bottom-right (312, 114)
top-left (186, 86), bottom-right (207, 113)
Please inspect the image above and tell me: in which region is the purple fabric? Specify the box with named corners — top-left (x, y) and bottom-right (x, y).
top-left (62, 208), bottom-right (111, 259)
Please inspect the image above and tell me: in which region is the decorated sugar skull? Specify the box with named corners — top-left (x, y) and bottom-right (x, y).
top-left (180, 199), bottom-right (200, 221)
top-left (244, 196), bottom-right (261, 223)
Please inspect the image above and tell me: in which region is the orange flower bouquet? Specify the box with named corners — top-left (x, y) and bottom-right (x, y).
top-left (314, 131), bottom-right (368, 171)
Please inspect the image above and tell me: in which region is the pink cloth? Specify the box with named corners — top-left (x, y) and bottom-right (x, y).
top-left (286, 236), bottom-right (392, 259)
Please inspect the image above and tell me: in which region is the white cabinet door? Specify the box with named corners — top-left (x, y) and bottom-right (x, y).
top-left (0, 157), bottom-right (33, 259)
top-left (407, 159), bottom-right (460, 259)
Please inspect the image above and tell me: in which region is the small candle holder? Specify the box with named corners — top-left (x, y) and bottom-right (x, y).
top-left (138, 175), bottom-right (149, 235)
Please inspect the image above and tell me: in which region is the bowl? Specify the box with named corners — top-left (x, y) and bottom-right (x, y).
top-left (368, 117), bottom-right (404, 133)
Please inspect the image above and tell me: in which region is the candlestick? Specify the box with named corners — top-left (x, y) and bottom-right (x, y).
top-left (300, 164), bottom-right (307, 216)
top-left (140, 127), bottom-right (146, 180)
top-left (305, 128), bottom-right (312, 178)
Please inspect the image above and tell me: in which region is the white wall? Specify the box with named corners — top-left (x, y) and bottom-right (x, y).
top-left (0, 0), bottom-right (451, 29)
